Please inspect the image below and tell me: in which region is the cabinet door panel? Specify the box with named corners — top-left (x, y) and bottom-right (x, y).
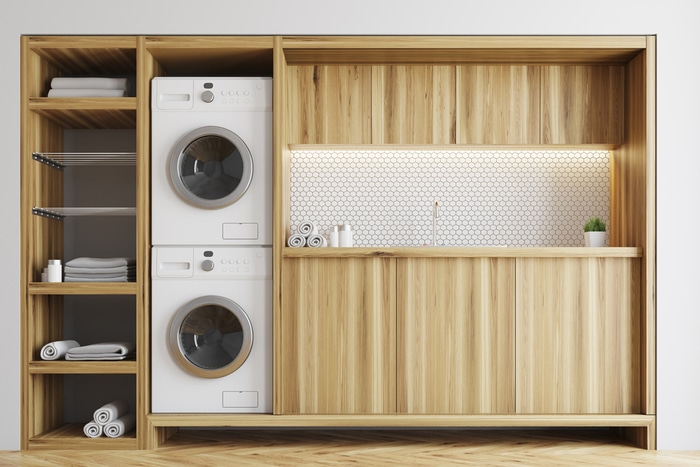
top-left (516, 257), bottom-right (641, 414)
top-left (374, 65), bottom-right (456, 144)
top-left (457, 65), bottom-right (540, 144)
top-left (541, 65), bottom-right (624, 144)
top-left (286, 65), bottom-right (372, 144)
top-left (279, 257), bottom-right (396, 414)
top-left (397, 257), bottom-right (515, 414)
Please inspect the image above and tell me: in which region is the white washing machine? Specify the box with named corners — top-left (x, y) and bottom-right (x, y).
top-left (151, 245), bottom-right (272, 413)
top-left (151, 77), bottom-right (272, 246)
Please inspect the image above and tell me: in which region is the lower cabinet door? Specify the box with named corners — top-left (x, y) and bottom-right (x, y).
top-left (278, 257), bottom-right (397, 414)
top-left (397, 257), bottom-right (516, 414)
top-left (515, 257), bottom-right (642, 414)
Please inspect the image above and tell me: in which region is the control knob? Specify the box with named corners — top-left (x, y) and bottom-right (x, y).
top-left (201, 259), bottom-right (215, 272)
top-left (201, 90), bottom-right (215, 103)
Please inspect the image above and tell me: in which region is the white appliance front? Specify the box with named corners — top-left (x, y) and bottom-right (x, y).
top-left (151, 77), bottom-right (272, 246)
top-left (151, 246), bottom-right (272, 413)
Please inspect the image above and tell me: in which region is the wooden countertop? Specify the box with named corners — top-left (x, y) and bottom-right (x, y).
top-left (283, 246), bottom-right (642, 258)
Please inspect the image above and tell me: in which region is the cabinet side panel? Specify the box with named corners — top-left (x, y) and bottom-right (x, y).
top-left (515, 257), bottom-right (641, 414)
top-left (457, 65), bottom-right (540, 144)
top-left (541, 65), bottom-right (624, 145)
top-left (279, 257), bottom-right (396, 414)
top-left (286, 65), bottom-right (372, 144)
top-left (375, 65), bottom-right (456, 144)
top-left (397, 257), bottom-right (515, 414)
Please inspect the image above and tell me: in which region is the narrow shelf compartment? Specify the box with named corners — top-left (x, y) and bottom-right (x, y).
top-left (33, 152), bottom-right (136, 169)
top-left (32, 207), bottom-right (136, 220)
top-left (28, 282), bottom-right (138, 295)
top-left (28, 98), bottom-right (137, 129)
top-left (29, 423), bottom-right (137, 450)
top-left (29, 360), bottom-right (137, 375)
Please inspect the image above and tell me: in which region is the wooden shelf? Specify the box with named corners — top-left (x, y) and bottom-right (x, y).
top-left (28, 360), bottom-right (137, 375)
top-left (28, 423), bottom-right (137, 450)
top-left (283, 246), bottom-right (643, 258)
top-left (28, 282), bottom-right (138, 295)
top-left (28, 98), bottom-right (137, 129)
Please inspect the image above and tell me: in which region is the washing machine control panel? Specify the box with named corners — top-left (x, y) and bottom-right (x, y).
top-left (153, 246), bottom-right (272, 280)
top-left (195, 78), bottom-right (272, 111)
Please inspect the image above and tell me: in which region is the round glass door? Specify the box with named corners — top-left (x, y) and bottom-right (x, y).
top-left (168, 295), bottom-right (253, 378)
top-left (169, 126), bottom-right (254, 209)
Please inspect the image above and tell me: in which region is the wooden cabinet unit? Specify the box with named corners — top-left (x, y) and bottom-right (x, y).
top-left (397, 257), bottom-right (515, 414)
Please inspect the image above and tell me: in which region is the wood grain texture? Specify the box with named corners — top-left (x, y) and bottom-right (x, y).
top-left (457, 65), bottom-right (540, 144)
top-left (283, 246), bottom-right (642, 258)
top-left (515, 257), bottom-right (641, 414)
top-left (287, 65), bottom-right (372, 144)
top-left (374, 65), bottom-right (455, 144)
top-left (397, 258), bottom-right (515, 414)
top-left (278, 257), bottom-right (397, 414)
top-left (541, 65), bottom-right (624, 144)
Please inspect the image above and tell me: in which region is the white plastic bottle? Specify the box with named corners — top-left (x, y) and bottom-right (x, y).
top-left (329, 224), bottom-right (340, 247)
top-left (47, 259), bottom-right (62, 282)
top-left (339, 223), bottom-right (354, 247)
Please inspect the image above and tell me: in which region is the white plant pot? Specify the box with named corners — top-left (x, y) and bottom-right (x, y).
top-left (584, 231), bottom-right (606, 247)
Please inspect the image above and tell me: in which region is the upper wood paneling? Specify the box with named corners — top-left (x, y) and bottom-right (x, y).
top-left (397, 257), bottom-right (515, 414)
top-left (541, 65), bottom-right (624, 144)
top-left (278, 257), bottom-right (396, 414)
top-left (287, 65), bottom-right (372, 144)
top-left (515, 257), bottom-right (641, 414)
top-left (457, 65), bottom-right (540, 144)
top-left (374, 65), bottom-right (455, 144)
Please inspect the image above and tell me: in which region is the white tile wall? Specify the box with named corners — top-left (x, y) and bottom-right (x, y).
top-left (290, 149), bottom-right (609, 247)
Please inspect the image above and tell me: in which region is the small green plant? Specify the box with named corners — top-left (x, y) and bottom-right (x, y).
top-left (584, 217), bottom-right (606, 232)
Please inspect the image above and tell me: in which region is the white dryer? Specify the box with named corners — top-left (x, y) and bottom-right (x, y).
top-left (151, 245), bottom-right (272, 413)
top-left (151, 77), bottom-right (272, 246)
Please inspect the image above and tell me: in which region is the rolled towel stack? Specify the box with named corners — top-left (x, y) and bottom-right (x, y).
top-left (287, 221), bottom-right (327, 248)
top-left (47, 77), bottom-right (130, 97)
top-left (64, 257), bottom-right (136, 282)
top-left (40, 339), bottom-right (80, 360)
top-left (66, 342), bottom-right (135, 361)
top-left (83, 400), bottom-right (135, 439)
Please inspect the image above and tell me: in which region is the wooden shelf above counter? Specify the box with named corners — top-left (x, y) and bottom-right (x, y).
top-left (283, 246), bottom-right (643, 258)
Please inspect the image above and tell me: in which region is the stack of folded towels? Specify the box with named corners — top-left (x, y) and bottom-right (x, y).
top-left (40, 340), bottom-right (135, 361)
top-left (83, 400), bottom-right (136, 439)
top-left (47, 77), bottom-right (130, 97)
top-left (64, 257), bottom-right (135, 282)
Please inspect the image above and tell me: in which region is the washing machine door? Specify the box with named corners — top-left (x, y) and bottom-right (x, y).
top-left (168, 295), bottom-right (253, 378)
top-left (169, 125), bottom-right (254, 209)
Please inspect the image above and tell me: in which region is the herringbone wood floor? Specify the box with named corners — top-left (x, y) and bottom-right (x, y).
top-left (2, 429), bottom-right (699, 466)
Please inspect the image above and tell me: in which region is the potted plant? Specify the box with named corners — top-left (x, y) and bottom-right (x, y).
top-left (584, 217), bottom-right (606, 247)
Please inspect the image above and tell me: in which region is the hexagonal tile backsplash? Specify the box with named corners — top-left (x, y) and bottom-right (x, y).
top-left (290, 149), bottom-right (609, 247)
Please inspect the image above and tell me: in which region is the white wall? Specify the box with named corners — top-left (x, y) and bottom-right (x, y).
top-left (1, 0), bottom-right (698, 451)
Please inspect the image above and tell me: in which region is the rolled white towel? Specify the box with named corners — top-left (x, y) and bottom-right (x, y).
top-left (94, 400), bottom-right (129, 425)
top-left (83, 420), bottom-right (103, 438)
top-left (104, 413), bottom-right (136, 438)
top-left (307, 234), bottom-right (327, 248)
top-left (297, 221), bottom-right (318, 237)
top-left (287, 233), bottom-right (306, 248)
top-left (40, 340), bottom-right (80, 360)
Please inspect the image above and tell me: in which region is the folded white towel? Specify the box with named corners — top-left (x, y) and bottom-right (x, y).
top-left (287, 233), bottom-right (306, 248)
top-left (297, 221), bottom-right (318, 237)
top-left (66, 342), bottom-right (135, 361)
top-left (104, 413), bottom-right (136, 438)
top-left (64, 265), bottom-right (134, 274)
top-left (64, 276), bottom-right (131, 282)
top-left (47, 88), bottom-right (128, 98)
top-left (307, 234), bottom-right (327, 248)
top-left (83, 420), bottom-right (103, 438)
top-left (40, 339), bottom-right (80, 360)
top-left (65, 257), bottom-right (135, 268)
top-left (94, 400), bottom-right (129, 425)
top-left (64, 272), bottom-right (133, 279)
top-left (50, 77), bottom-right (129, 90)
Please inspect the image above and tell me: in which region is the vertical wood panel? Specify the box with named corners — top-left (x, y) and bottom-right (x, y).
top-left (286, 65), bottom-right (372, 144)
top-left (516, 257), bottom-right (641, 414)
top-left (397, 257), bottom-right (515, 414)
top-left (541, 65), bottom-right (624, 144)
top-left (279, 257), bottom-right (396, 414)
top-left (457, 65), bottom-right (540, 144)
top-left (374, 65), bottom-right (455, 144)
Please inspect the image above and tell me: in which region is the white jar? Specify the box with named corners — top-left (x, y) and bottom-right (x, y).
top-left (339, 224), bottom-right (354, 247)
top-left (47, 259), bottom-right (62, 283)
top-left (329, 225), bottom-right (340, 247)
top-left (41, 267), bottom-right (48, 282)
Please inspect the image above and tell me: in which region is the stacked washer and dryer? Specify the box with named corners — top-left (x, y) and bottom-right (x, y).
top-left (150, 77), bottom-right (273, 413)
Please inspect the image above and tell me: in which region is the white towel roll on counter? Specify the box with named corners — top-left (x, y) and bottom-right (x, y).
top-left (83, 421), bottom-right (103, 438)
top-left (287, 233), bottom-right (306, 248)
top-left (297, 220), bottom-right (318, 237)
top-left (94, 399), bottom-right (129, 425)
top-left (104, 413), bottom-right (136, 438)
top-left (40, 339), bottom-right (80, 360)
top-left (307, 234), bottom-right (327, 247)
